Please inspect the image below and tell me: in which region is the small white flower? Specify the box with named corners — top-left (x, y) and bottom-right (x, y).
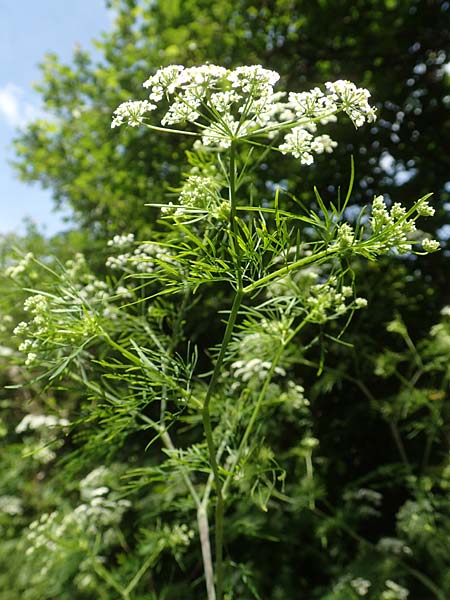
top-left (416, 199), bottom-right (435, 216)
top-left (381, 579), bottom-right (409, 600)
top-left (107, 233), bottom-right (135, 247)
top-left (288, 88), bottom-right (337, 119)
top-left (355, 297), bottom-right (368, 308)
top-left (111, 100), bottom-right (156, 128)
top-left (422, 238), bottom-right (440, 252)
top-left (13, 321), bottom-right (29, 335)
top-left (279, 127), bottom-right (314, 163)
top-left (0, 495), bottom-right (23, 515)
top-left (337, 223), bottom-right (355, 247)
top-left (25, 352), bottom-right (37, 366)
top-left (311, 134), bottom-right (337, 154)
top-left (227, 65), bottom-right (280, 96)
top-left (325, 80), bottom-right (376, 127)
top-left (350, 578), bottom-right (371, 596)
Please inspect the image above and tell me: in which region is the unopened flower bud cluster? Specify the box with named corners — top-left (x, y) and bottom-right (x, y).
top-left (368, 195), bottom-right (438, 255)
top-left (305, 277), bottom-right (367, 323)
top-left (328, 195), bottom-right (438, 257)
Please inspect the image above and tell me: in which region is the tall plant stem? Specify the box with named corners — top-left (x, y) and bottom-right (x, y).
top-left (202, 140), bottom-right (242, 600)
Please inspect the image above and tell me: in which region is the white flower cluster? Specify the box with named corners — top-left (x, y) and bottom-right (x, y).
top-left (14, 294), bottom-right (49, 366)
top-left (111, 99), bottom-right (156, 128)
top-left (15, 413), bottom-right (69, 464)
top-left (343, 486), bottom-right (383, 519)
top-left (279, 128), bottom-right (337, 164)
top-left (107, 233), bottom-right (135, 247)
top-left (106, 235), bottom-right (177, 274)
top-left (228, 65), bottom-right (280, 94)
top-left (64, 252), bottom-right (87, 279)
top-left (381, 580), bottom-right (409, 600)
top-left (369, 195), bottom-right (439, 254)
top-left (422, 238), bottom-right (440, 252)
top-left (344, 487), bottom-right (382, 506)
top-left (196, 112), bottom-right (258, 149)
top-left (0, 495), bottom-right (23, 516)
top-left (79, 466), bottom-right (111, 499)
top-left (283, 381), bottom-right (309, 410)
top-left (272, 380), bottom-right (312, 424)
top-left (5, 252), bottom-right (34, 279)
top-left (325, 80), bottom-right (377, 127)
top-left (279, 128), bottom-right (314, 164)
top-left (26, 467), bottom-right (130, 561)
top-left (0, 314), bottom-right (13, 336)
top-left (158, 522), bottom-right (195, 550)
top-left (144, 64), bottom-right (228, 101)
top-left (227, 318), bottom-right (293, 390)
top-left (64, 255), bottom-right (120, 315)
top-left (231, 358), bottom-right (286, 383)
top-left (14, 295), bottom-right (86, 368)
top-left (377, 537), bottom-right (413, 557)
top-left (350, 577), bottom-right (371, 596)
top-left (336, 222), bottom-right (355, 248)
top-left (15, 413), bottom-right (69, 434)
top-left (287, 88), bottom-right (338, 122)
top-left (138, 521), bottom-right (195, 567)
top-left (112, 64), bottom-right (377, 163)
top-left (397, 498), bottom-right (434, 541)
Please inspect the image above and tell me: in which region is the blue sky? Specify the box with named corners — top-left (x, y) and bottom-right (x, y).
top-left (0, 0), bottom-right (112, 235)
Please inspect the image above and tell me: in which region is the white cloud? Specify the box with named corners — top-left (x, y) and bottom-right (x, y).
top-left (0, 83), bottom-right (44, 129)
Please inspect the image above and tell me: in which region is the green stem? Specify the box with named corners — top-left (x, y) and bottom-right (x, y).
top-left (202, 288), bottom-right (243, 600)
top-left (243, 247), bottom-right (337, 295)
top-left (202, 140), bottom-right (243, 600)
top-left (124, 551), bottom-right (159, 597)
top-left (92, 557), bottom-right (129, 599)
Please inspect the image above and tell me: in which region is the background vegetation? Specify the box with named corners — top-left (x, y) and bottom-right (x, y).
top-left (1, 1), bottom-right (450, 598)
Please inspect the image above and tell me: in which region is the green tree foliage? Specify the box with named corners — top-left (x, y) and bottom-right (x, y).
top-left (12, 0), bottom-right (450, 237)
